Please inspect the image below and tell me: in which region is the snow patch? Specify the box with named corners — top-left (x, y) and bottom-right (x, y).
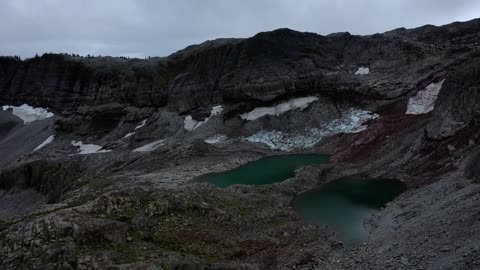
top-left (71, 141), bottom-right (111, 155)
top-left (184, 105), bottom-right (223, 131)
top-left (123, 119), bottom-right (148, 138)
top-left (184, 116), bottom-right (204, 131)
top-left (355, 67), bottom-right (370, 75)
top-left (33, 135), bottom-right (55, 151)
top-left (406, 80), bottom-right (445, 115)
top-left (123, 132), bottom-right (135, 138)
top-left (205, 134), bottom-right (227, 144)
top-left (245, 109), bottom-right (378, 151)
top-left (240, 96), bottom-right (319, 121)
top-left (210, 105), bottom-right (223, 116)
top-left (133, 139), bottom-right (166, 152)
top-left (2, 104), bottom-right (54, 124)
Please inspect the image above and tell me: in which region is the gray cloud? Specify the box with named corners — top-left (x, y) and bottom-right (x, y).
top-left (1, 0), bottom-right (479, 58)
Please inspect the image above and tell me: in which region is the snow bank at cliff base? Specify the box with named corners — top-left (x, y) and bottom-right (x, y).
top-left (2, 104), bottom-right (54, 124)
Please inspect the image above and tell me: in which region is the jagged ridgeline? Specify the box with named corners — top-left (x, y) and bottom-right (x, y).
top-left (0, 18), bottom-right (479, 269)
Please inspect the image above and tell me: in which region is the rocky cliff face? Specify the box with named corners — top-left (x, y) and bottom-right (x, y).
top-left (427, 58), bottom-right (480, 139)
top-left (0, 55), bottom-right (170, 110)
top-left (2, 19), bottom-right (479, 115)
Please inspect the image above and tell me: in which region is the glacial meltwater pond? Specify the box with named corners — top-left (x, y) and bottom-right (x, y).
top-left (292, 177), bottom-right (406, 245)
top-left (196, 155), bottom-right (404, 245)
top-left (196, 154), bottom-right (329, 188)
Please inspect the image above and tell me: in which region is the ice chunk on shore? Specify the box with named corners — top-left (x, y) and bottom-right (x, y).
top-left (133, 139), bottom-right (166, 152)
top-left (2, 104), bottom-right (54, 124)
top-left (406, 80), bottom-right (445, 115)
top-left (33, 135), bottom-right (55, 151)
top-left (355, 67), bottom-right (370, 75)
top-left (184, 105), bottom-right (223, 131)
top-left (241, 96), bottom-right (319, 121)
top-left (71, 141), bottom-right (111, 155)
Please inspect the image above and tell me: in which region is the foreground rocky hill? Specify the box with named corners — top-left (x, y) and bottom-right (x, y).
top-left (0, 19), bottom-right (479, 269)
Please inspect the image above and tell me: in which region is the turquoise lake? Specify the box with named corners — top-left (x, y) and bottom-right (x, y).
top-left (196, 154), bottom-right (329, 188)
top-left (292, 177), bottom-right (406, 245)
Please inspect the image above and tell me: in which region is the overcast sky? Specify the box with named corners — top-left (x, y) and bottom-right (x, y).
top-left (1, 0), bottom-right (479, 58)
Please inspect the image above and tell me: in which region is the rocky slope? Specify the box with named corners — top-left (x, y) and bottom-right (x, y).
top-left (0, 19), bottom-right (479, 269)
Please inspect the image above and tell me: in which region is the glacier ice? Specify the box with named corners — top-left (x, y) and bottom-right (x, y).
top-left (245, 109), bottom-right (379, 151)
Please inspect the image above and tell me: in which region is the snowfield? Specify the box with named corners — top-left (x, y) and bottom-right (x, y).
top-left (245, 109), bottom-right (379, 151)
top-left (33, 135), bottom-right (55, 151)
top-left (406, 80), bottom-right (445, 115)
top-left (2, 104), bottom-right (54, 124)
top-left (71, 141), bottom-right (111, 155)
top-left (240, 97), bottom-right (318, 121)
top-left (184, 105), bottom-right (223, 131)
top-left (355, 67), bottom-right (370, 75)
top-left (133, 139), bottom-right (166, 152)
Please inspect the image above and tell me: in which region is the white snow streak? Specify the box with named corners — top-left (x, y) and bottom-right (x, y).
top-left (245, 109), bottom-right (378, 151)
top-left (135, 119), bottom-right (147, 130)
top-left (132, 139), bottom-right (166, 152)
top-left (123, 132), bottom-right (135, 138)
top-left (33, 135), bottom-right (55, 151)
top-left (406, 80), bottom-right (445, 115)
top-left (240, 97), bottom-right (319, 121)
top-left (2, 104), bottom-right (54, 124)
top-left (355, 67), bottom-right (370, 75)
top-left (184, 105), bottom-right (223, 131)
top-left (123, 119), bottom-right (148, 138)
top-left (71, 141), bottom-right (111, 155)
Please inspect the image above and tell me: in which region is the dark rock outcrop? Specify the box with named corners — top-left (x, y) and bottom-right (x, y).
top-left (56, 103), bottom-right (127, 137)
top-left (427, 58), bottom-right (480, 139)
top-left (0, 160), bottom-right (83, 203)
top-left (73, 218), bottom-right (129, 244)
top-left (0, 55), bottom-right (170, 110)
top-left (467, 151), bottom-right (480, 181)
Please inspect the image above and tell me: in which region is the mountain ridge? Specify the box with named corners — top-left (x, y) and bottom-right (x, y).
top-left (1, 18), bottom-right (479, 115)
